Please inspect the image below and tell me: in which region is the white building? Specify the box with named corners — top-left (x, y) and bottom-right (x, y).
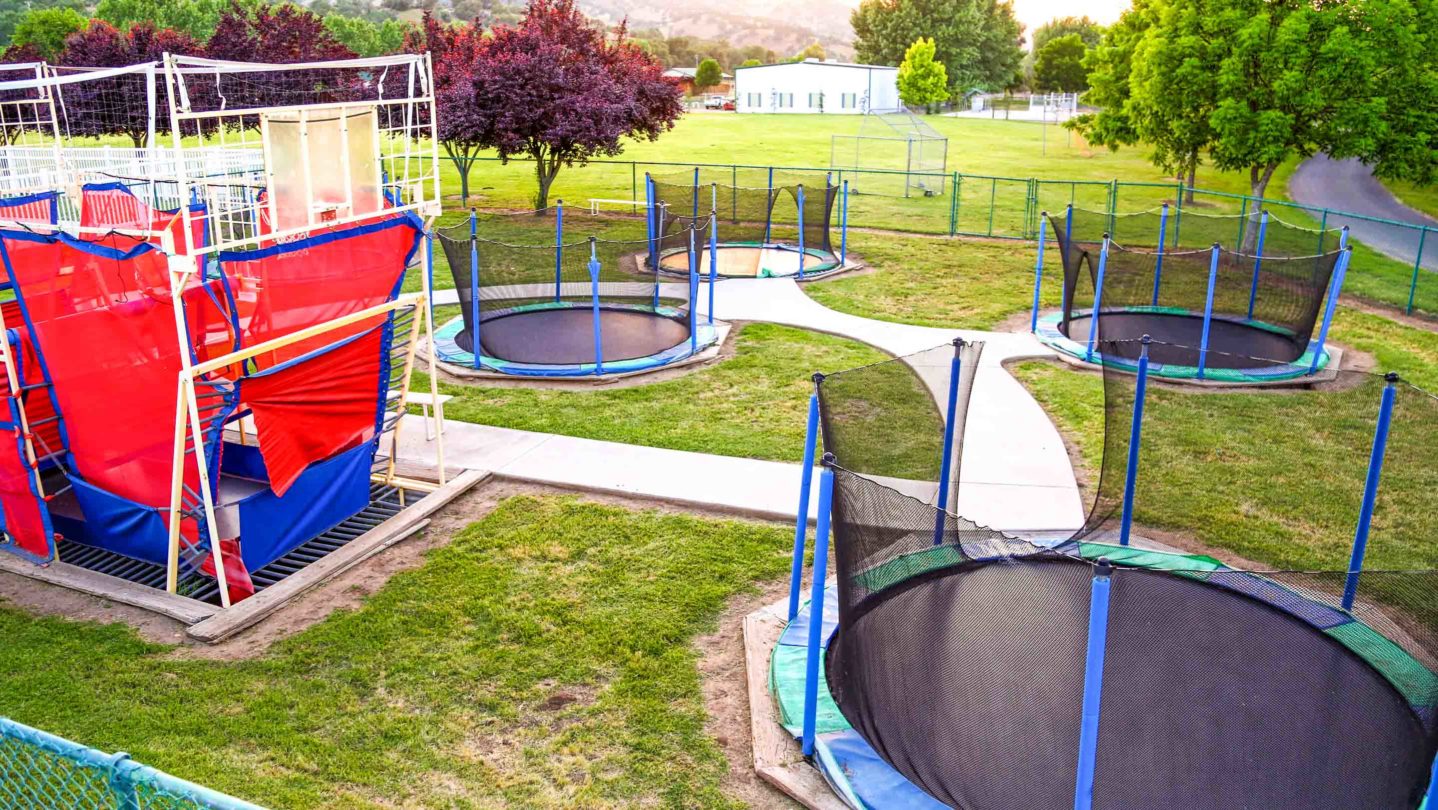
top-left (734, 59), bottom-right (900, 114)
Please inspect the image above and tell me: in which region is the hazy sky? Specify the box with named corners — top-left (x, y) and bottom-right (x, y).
top-left (1011, 0), bottom-right (1130, 42)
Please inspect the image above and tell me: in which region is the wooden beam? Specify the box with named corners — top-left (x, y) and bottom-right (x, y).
top-left (0, 555), bottom-right (218, 625)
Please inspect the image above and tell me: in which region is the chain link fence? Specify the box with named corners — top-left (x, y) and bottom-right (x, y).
top-left (1, 716), bottom-right (265, 810)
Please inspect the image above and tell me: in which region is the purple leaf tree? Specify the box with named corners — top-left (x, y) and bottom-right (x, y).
top-left (57, 21), bottom-right (203, 147)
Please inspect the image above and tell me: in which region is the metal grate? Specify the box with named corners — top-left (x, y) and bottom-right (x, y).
top-left (54, 485), bottom-right (405, 606)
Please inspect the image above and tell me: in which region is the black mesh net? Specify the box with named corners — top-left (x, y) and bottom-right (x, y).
top-left (1048, 209), bottom-right (1341, 369)
top-left (649, 174), bottom-right (836, 275)
top-left (811, 333), bottom-right (1438, 807)
top-left (1062, 205), bottom-right (1342, 257)
top-left (436, 216), bottom-right (698, 362)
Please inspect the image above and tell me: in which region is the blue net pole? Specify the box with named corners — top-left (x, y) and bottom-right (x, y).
top-left (589, 238), bottom-right (603, 375)
top-left (1030, 213), bottom-right (1046, 332)
top-left (788, 380), bottom-right (821, 621)
top-left (1152, 203), bottom-right (1168, 306)
top-left (1245, 210), bottom-right (1269, 320)
top-left (653, 204), bottom-right (666, 309)
top-left (1119, 337), bottom-right (1151, 547)
top-left (765, 168), bottom-right (774, 243)
top-left (688, 227), bottom-right (699, 354)
top-left (1310, 248), bottom-right (1350, 374)
top-left (691, 167), bottom-right (699, 220)
top-left (554, 200), bottom-right (564, 303)
top-left (707, 211), bottom-right (718, 323)
top-left (1196, 244), bottom-right (1220, 380)
top-left (1342, 373), bottom-right (1398, 611)
top-left (932, 339), bottom-right (963, 544)
top-left (1339, 224), bottom-right (1350, 251)
top-left (645, 174), bottom-right (656, 270)
top-left (801, 456), bottom-right (836, 758)
top-left (1084, 235), bottom-right (1110, 363)
top-left (1425, 749), bottom-right (1438, 807)
top-left (797, 185), bottom-right (806, 279)
top-left (840, 180), bottom-right (849, 265)
top-left (1073, 559), bottom-right (1114, 810)
top-left (469, 210), bottom-right (480, 370)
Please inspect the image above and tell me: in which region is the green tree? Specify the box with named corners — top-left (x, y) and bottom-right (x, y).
top-left (794, 41), bottom-right (824, 61)
top-left (11, 6), bottom-right (85, 59)
top-left (322, 14), bottom-right (412, 56)
top-left (94, 0), bottom-right (255, 41)
top-left (851, 0), bottom-right (1023, 93)
top-left (694, 56), bottom-right (722, 91)
top-left (1032, 32), bottom-right (1088, 92)
top-left (896, 36), bottom-right (947, 110)
top-left (0, 0), bottom-right (83, 48)
top-left (1032, 15), bottom-right (1102, 51)
top-left (739, 57), bottom-right (761, 68)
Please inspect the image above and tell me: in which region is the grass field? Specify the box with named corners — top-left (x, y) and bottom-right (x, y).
top-left (0, 496), bottom-right (794, 809)
top-left (1384, 178), bottom-right (1438, 220)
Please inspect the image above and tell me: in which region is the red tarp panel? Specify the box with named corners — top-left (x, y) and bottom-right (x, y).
top-left (80, 184), bottom-right (206, 267)
top-left (0, 333), bottom-right (50, 559)
top-left (216, 215), bottom-right (418, 368)
top-left (0, 234), bottom-right (228, 533)
top-left (242, 327), bottom-right (384, 496)
top-left (0, 192), bottom-right (57, 226)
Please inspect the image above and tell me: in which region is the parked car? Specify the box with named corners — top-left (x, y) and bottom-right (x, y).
top-left (703, 94), bottom-right (727, 109)
top-left (722, 99), bottom-right (735, 111)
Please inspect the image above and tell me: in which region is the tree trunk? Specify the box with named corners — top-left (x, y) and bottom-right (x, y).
top-left (533, 151), bottom-right (559, 211)
top-left (1250, 162), bottom-right (1279, 202)
top-left (1185, 164), bottom-right (1197, 204)
top-left (444, 143), bottom-right (475, 204)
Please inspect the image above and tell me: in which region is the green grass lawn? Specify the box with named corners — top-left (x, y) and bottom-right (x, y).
top-left (0, 495), bottom-right (795, 809)
top-left (419, 318), bottom-right (906, 462)
top-left (1013, 307), bottom-right (1438, 573)
top-left (1383, 178), bottom-right (1438, 220)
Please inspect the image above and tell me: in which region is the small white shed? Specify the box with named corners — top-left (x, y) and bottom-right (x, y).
top-left (733, 59), bottom-right (900, 114)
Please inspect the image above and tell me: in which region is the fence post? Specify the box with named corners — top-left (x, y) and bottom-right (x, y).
top-left (1119, 337), bottom-right (1151, 547)
top-left (554, 199), bottom-right (564, 302)
top-left (1318, 209), bottom-right (1330, 254)
top-left (1310, 248), bottom-right (1349, 375)
top-left (469, 210), bottom-right (481, 370)
top-left (797, 184), bottom-right (807, 278)
top-left (1196, 244), bottom-right (1220, 380)
top-left (1031, 214), bottom-right (1047, 332)
top-left (1107, 178), bottom-right (1118, 234)
top-left (645, 174), bottom-right (656, 270)
top-left (1236, 197), bottom-right (1249, 250)
top-left (933, 338), bottom-right (964, 544)
top-left (691, 167), bottom-right (700, 220)
top-left (1245, 210), bottom-right (1269, 320)
top-left (589, 237), bottom-right (604, 375)
top-left (789, 377), bottom-right (822, 621)
top-left (949, 172), bottom-right (959, 236)
top-left (986, 177), bottom-right (997, 237)
top-left (1407, 227), bottom-right (1429, 315)
top-left (1152, 203), bottom-right (1169, 306)
top-left (1073, 558), bottom-right (1114, 810)
top-left (840, 180), bottom-right (850, 264)
top-left (1342, 373), bottom-right (1398, 611)
top-left (630, 162), bottom-right (637, 213)
top-left (801, 455), bottom-right (836, 758)
top-left (1085, 235), bottom-right (1111, 363)
top-left (107, 752), bottom-right (142, 810)
top-left (765, 167), bottom-right (775, 243)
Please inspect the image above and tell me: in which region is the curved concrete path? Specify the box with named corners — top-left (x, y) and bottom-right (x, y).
top-left (407, 279), bottom-right (1083, 533)
top-left (1289, 155), bottom-right (1437, 271)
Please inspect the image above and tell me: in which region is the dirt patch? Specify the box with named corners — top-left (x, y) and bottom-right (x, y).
top-left (0, 571), bottom-right (190, 644)
top-left (1342, 295), bottom-right (1438, 333)
top-left (695, 578), bottom-right (800, 810)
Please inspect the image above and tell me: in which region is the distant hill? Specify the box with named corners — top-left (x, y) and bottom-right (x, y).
top-left (576, 0), bottom-right (857, 60)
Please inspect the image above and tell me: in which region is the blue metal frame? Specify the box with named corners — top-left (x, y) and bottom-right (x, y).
top-left (1084, 236), bottom-right (1110, 363)
top-left (1118, 338), bottom-right (1150, 547)
top-left (840, 180), bottom-right (849, 265)
top-left (1073, 559), bottom-right (1114, 810)
top-left (1151, 203), bottom-right (1168, 306)
top-left (687, 228), bottom-right (699, 354)
top-left (1310, 248), bottom-right (1349, 375)
top-left (707, 212), bottom-right (718, 322)
top-left (801, 457), bottom-right (836, 758)
top-left (789, 378), bottom-right (822, 621)
top-left (645, 174), bottom-right (656, 271)
top-left (1245, 210), bottom-right (1269, 319)
top-left (797, 185), bottom-right (807, 279)
top-left (1031, 213), bottom-right (1046, 333)
top-left (467, 211), bottom-right (482, 370)
top-left (1196, 244), bottom-right (1220, 379)
top-left (554, 200), bottom-right (564, 302)
top-left (588, 238), bottom-right (604, 375)
top-left (1342, 373), bottom-right (1398, 611)
top-left (933, 339), bottom-right (963, 544)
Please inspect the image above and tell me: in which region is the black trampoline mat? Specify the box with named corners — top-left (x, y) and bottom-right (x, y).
top-left (1064, 311), bottom-right (1305, 368)
top-left (455, 307), bottom-right (691, 366)
top-left (826, 558), bottom-right (1429, 809)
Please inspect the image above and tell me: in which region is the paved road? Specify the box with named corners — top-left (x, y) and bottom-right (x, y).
top-left (1289, 154), bottom-right (1437, 271)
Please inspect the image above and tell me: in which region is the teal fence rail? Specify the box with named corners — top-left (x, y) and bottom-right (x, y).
top-left (0, 716), bottom-right (265, 810)
top-left (460, 157), bottom-right (1438, 317)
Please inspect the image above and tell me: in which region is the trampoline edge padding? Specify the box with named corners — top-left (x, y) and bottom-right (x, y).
top-left (432, 306), bottom-right (722, 378)
top-left (771, 542), bottom-right (1438, 809)
top-left (1035, 308), bottom-right (1332, 383)
top-left (655, 242), bottom-right (844, 280)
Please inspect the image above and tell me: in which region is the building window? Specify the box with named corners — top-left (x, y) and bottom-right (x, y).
top-left (809, 92), bottom-right (823, 108)
top-left (748, 93), bottom-right (762, 107)
top-left (841, 93), bottom-right (857, 109)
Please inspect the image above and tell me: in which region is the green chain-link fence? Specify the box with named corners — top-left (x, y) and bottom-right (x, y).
top-left (1, 716), bottom-right (265, 810)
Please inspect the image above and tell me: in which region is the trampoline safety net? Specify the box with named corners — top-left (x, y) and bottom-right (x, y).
top-left (809, 333), bottom-right (1438, 809)
top-left (648, 175), bottom-right (837, 275)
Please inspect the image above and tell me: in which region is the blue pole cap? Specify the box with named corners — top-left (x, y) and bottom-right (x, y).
top-left (1094, 557), bottom-right (1114, 577)
top-left (820, 452), bottom-right (836, 467)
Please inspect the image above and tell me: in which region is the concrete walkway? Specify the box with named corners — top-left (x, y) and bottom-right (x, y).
top-left (1289, 155), bottom-right (1437, 271)
top-left (418, 278), bottom-right (1084, 533)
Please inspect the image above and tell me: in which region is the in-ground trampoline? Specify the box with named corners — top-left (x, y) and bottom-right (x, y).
top-left (770, 342), bottom-right (1438, 808)
top-left (1034, 205), bottom-right (1349, 383)
top-left (646, 172), bottom-right (849, 279)
top-left (431, 215), bottom-right (720, 377)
